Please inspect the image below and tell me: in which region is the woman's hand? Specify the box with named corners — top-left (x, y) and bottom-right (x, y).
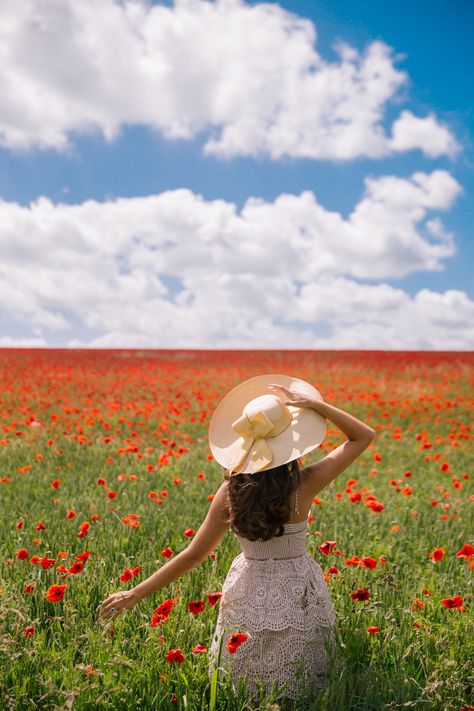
top-left (268, 383), bottom-right (323, 409)
top-left (96, 589), bottom-right (139, 625)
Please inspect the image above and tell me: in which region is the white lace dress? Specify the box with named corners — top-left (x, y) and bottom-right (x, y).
top-left (208, 495), bottom-right (338, 703)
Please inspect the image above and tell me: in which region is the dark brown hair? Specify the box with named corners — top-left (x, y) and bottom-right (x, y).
top-left (223, 459), bottom-right (301, 541)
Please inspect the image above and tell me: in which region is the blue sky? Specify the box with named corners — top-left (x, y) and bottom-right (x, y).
top-left (0, 0), bottom-right (472, 349)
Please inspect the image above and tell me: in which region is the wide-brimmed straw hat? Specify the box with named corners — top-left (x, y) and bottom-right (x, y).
top-left (208, 373), bottom-right (327, 475)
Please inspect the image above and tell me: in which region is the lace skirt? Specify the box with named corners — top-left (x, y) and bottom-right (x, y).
top-left (208, 552), bottom-right (338, 703)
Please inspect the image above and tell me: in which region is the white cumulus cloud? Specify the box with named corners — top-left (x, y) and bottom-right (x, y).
top-left (388, 110), bottom-right (461, 158)
top-left (0, 0), bottom-right (460, 160)
top-left (0, 169), bottom-right (471, 349)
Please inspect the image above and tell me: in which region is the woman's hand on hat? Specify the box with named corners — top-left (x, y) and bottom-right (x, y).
top-left (268, 384), bottom-right (322, 409)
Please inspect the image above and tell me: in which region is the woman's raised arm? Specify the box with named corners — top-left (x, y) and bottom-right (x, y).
top-left (268, 384), bottom-right (375, 497)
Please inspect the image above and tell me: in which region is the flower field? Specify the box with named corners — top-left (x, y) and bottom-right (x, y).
top-left (0, 348), bottom-right (472, 711)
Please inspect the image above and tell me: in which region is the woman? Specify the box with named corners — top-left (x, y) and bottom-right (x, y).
top-left (97, 374), bottom-right (375, 707)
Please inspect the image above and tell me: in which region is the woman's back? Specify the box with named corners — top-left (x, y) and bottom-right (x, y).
top-left (234, 518), bottom-right (308, 559)
top-left (208, 479), bottom-right (338, 706)
top-left (284, 470), bottom-right (316, 524)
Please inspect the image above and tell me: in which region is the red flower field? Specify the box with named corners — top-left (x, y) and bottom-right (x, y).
top-left (0, 348), bottom-right (472, 710)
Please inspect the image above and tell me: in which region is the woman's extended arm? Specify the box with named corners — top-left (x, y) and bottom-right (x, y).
top-left (131, 481), bottom-right (229, 603)
top-left (96, 481), bottom-right (229, 622)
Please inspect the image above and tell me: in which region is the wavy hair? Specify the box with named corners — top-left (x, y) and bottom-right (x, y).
top-left (223, 459), bottom-right (301, 541)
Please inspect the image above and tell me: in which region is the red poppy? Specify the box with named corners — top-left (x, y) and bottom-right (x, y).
top-left (361, 557), bottom-right (378, 569)
top-left (456, 543), bottom-right (474, 560)
top-left (319, 540), bottom-right (337, 556)
top-left (367, 500), bottom-right (384, 512)
top-left (428, 547), bottom-right (445, 562)
top-left (226, 632), bottom-right (248, 654)
top-left (40, 556), bottom-right (56, 569)
top-left (120, 568), bottom-right (133, 581)
top-left (45, 584), bottom-right (67, 602)
top-left (192, 644), bottom-right (207, 654)
top-left (68, 560), bottom-right (84, 574)
top-left (367, 626), bottom-right (379, 635)
top-left (188, 600), bottom-right (205, 615)
top-left (184, 528), bottom-right (195, 538)
top-left (121, 515), bottom-right (140, 528)
top-left (205, 592), bottom-right (223, 606)
top-left (154, 598), bottom-right (176, 620)
top-left (161, 547), bottom-right (174, 558)
top-left (345, 556), bottom-right (360, 567)
top-left (150, 612), bottom-right (168, 627)
top-left (15, 548), bottom-right (29, 560)
top-left (441, 595), bottom-right (463, 609)
top-left (351, 588), bottom-right (370, 602)
top-left (76, 550), bottom-right (90, 562)
top-left (166, 648), bottom-right (185, 664)
top-left (25, 626), bottom-right (36, 637)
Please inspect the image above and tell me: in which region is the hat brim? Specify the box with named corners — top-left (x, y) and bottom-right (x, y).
top-left (208, 373), bottom-right (327, 474)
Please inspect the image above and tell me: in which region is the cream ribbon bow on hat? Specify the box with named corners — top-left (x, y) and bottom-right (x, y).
top-left (226, 403), bottom-right (292, 475)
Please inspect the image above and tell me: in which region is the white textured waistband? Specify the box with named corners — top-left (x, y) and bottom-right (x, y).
top-left (243, 553), bottom-right (306, 561)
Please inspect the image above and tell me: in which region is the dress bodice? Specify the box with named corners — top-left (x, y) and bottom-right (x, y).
top-left (234, 520), bottom-right (308, 560)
